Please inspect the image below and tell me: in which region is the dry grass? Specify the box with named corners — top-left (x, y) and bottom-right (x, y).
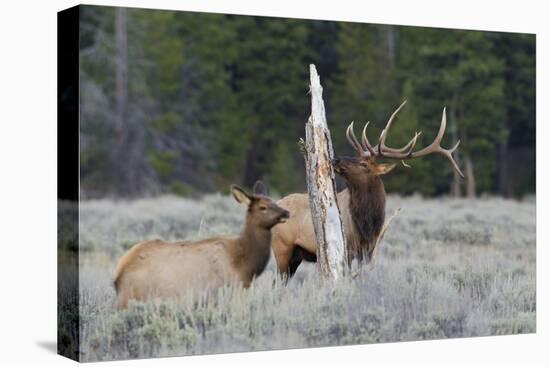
top-left (59, 193), bottom-right (535, 362)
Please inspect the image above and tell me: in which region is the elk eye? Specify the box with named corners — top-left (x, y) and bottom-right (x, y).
top-left (259, 206), bottom-right (268, 211)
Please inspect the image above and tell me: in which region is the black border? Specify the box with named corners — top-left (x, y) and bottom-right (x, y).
top-left (57, 5), bottom-right (80, 362)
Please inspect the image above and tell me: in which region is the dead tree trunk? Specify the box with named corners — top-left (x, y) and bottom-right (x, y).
top-left (113, 7), bottom-right (136, 195)
top-left (115, 7), bottom-right (128, 136)
top-left (464, 154), bottom-right (476, 198)
top-left (304, 64), bottom-right (347, 279)
top-left (498, 140), bottom-right (511, 197)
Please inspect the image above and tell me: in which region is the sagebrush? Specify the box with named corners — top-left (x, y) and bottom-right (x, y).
top-left (58, 194), bottom-right (535, 361)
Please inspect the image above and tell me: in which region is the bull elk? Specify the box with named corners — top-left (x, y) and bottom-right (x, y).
top-left (271, 101), bottom-right (463, 278)
top-left (114, 181), bottom-right (289, 309)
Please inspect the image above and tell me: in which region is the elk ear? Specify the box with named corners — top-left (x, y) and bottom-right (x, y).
top-left (373, 163), bottom-right (396, 176)
top-left (252, 180), bottom-right (268, 196)
top-left (231, 185), bottom-right (251, 207)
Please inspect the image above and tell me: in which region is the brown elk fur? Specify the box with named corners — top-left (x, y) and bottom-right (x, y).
top-left (114, 182), bottom-right (289, 309)
top-left (272, 102), bottom-right (462, 279)
top-left (271, 158), bottom-right (394, 278)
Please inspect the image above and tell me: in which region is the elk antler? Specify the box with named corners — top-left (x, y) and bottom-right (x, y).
top-left (345, 101), bottom-right (464, 177)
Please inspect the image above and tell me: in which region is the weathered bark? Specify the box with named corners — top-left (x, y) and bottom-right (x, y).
top-left (498, 140), bottom-right (511, 197)
top-left (114, 8), bottom-right (128, 135)
top-left (385, 25), bottom-right (396, 68)
top-left (304, 64), bottom-right (347, 279)
top-left (464, 154), bottom-right (476, 198)
top-left (112, 8), bottom-right (135, 194)
top-left (451, 169), bottom-right (462, 197)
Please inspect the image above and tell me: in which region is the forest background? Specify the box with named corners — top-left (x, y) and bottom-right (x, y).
top-left (79, 6), bottom-right (536, 199)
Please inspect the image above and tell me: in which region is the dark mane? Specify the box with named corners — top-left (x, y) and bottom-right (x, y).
top-left (348, 176), bottom-right (386, 249)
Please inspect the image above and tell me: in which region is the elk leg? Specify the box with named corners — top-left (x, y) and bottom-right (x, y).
top-left (287, 246), bottom-right (303, 277)
top-left (272, 242), bottom-right (294, 279)
top-left (288, 246), bottom-right (317, 277)
top-left (300, 247), bottom-right (317, 263)
top-left (272, 244), bottom-right (303, 281)
top-left (116, 289), bottom-right (129, 310)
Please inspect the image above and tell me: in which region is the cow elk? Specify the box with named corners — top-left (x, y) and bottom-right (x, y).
top-left (114, 181), bottom-right (290, 309)
top-left (271, 101), bottom-right (463, 278)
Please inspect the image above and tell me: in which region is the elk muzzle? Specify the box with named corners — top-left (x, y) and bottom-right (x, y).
top-left (278, 209), bottom-right (290, 223)
top-left (332, 158), bottom-right (343, 174)
top-left (332, 157), bottom-right (357, 176)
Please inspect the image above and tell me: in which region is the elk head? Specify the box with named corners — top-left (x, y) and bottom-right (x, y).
top-left (333, 100), bottom-right (464, 184)
top-left (231, 181), bottom-right (290, 230)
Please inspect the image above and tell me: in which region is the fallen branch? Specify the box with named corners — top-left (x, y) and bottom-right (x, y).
top-left (371, 208), bottom-right (401, 263)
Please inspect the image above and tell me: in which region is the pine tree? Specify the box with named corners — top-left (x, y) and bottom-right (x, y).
top-left (398, 27), bottom-right (506, 196)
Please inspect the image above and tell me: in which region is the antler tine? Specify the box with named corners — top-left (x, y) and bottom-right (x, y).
top-left (382, 131), bottom-right (422, 154)
top-left (439, 140), bottom-right (464, 177)
top-left (361, 122), bottom-right (377, 156)
top-left (346, 122), bottom-right (367, 156)
top-left (373, 107), bottom-right (464, 177)
top-left (345, 102), bottom-right (463, 177)
top-left (375, 131), bottom-right (421, 159)
top-left (406, 107), bottom-right (448, 157)
top-left (408, 107), bottom-right (464, 177)
top-left (403, 131), bottom-right (421, 155)
top-left (377, 100), bottom-right (407, 152)
top-left (372, 99), bottom-right (421, 157)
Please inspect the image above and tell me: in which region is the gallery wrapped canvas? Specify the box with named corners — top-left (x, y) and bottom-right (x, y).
top-left (58, 4), bottom-right (536, 362)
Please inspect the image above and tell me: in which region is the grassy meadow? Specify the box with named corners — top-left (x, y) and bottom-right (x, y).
top-left (60, 193), bottom-right (535, 361)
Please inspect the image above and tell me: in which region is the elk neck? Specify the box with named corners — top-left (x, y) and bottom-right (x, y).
top-left (232, 215), bottom-right (272, 279)
top-left (347, 175), bottom-right (386, 247)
